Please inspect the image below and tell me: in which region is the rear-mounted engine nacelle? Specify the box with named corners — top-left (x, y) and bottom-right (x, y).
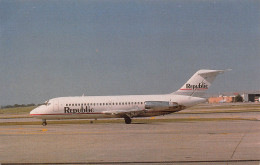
top-left (145, 101), bottom-right (179, 111)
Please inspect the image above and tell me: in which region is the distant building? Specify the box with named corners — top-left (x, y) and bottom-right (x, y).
top-left (242, 92), bottom-right (260, 102)
top-left (208, 95), bottom-right (234, 103)
top-left (208, 91), bottom-right (260, 103)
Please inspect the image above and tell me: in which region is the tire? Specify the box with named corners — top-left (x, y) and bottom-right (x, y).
top-left (124, 116), bottom-right (132, 124)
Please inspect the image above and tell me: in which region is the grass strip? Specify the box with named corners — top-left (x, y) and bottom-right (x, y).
top-left (0, 106), bottom-right (36, 115)
top-left (178, 109), bottom-right (260, 114)
top-left (189, 104), bottom-right (260, 110)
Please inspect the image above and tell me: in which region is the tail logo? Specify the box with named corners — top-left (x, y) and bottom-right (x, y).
top-left (181, 82), bottom-right (208, 90)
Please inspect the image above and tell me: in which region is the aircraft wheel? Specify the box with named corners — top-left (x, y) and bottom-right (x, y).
top-left (124, 116), bottom-right (132, 124)
top-left (42, 119), bottom-right (47, 126)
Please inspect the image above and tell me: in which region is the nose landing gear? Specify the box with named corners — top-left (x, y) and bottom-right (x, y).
top-left (42, 119), bottom-right (47, 126)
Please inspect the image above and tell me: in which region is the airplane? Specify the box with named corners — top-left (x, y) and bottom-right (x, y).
top-left (30, 69), bottom-right (230, 126)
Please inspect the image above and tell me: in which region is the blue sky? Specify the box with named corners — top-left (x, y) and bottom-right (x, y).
top-left (0, 0), bottom-right (259, 105)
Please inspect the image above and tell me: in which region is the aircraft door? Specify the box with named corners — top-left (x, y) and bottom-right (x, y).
top-left (53, 99), bottom-right (59, 112)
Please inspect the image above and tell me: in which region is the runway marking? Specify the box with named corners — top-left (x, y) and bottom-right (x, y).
top-left (220, 133), bottom-right (229, 135)
top-left (0, 127), bottom-right (25, 130)
top-left (0, 131), bottom-right (107, 135)
top-left (5, 160), bottom-right (260, 164)
top-left (0, 128), bottom-right (181, 135)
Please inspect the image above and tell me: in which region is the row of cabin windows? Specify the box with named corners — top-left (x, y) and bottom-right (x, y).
top-left (65, 102), bottom-right (144, 107)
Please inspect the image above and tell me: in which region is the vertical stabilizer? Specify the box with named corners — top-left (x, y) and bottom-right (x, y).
top-left (173, 69), bottom-right (230, 97)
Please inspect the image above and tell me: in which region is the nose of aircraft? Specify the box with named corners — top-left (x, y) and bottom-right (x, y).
top-left (30, 105), bottom-right (44, 115)
top-left (30, 107), bottom-right (38, 115)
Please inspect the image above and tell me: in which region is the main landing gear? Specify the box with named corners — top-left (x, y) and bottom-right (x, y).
top-left (42, 119), bottom-right (47, 126)
top-left (124, 116), bottom-right (132, 124)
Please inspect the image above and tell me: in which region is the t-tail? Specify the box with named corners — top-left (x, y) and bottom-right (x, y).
top-left (173, 69), bottom-right (231, 97)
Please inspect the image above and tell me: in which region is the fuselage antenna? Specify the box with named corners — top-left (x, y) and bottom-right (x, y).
top-left (82, 90), bottom-right (87, 96)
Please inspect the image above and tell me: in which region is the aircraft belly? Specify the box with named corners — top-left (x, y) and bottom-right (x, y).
top-left (34, 113), bottom-right (108, 120)
top-left (137, 111), bottom-right (173, 117)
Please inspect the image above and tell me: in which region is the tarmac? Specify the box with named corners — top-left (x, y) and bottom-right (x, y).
top-left (1, 112), bottom-right (260, 164)
top-left (1, 102), bottom-right (260, 164)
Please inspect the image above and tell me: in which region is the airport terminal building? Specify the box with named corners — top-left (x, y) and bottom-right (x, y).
top-left (242, 91), bottom-right (260, 102)
top-left (208, 91), bottom-right (260, 103)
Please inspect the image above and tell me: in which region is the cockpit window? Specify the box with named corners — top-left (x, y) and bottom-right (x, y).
top-left (44, 100), bottom-right (49, 106)
top-left (44, 100), bottom-right (51, 106)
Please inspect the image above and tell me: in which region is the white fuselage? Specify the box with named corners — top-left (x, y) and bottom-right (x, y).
top-left (30, 94), bottom-right (206, 120)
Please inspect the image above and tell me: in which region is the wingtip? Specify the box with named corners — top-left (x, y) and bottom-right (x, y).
top-left (218, 69), bottom-right (232, 74)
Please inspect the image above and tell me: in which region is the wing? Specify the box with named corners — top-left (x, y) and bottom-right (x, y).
top-left (102, 101), bottom-right (182, 118)
top-left (102, 109), bottom-right (147, 118)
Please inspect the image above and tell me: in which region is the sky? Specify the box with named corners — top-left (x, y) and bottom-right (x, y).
top-left (0, 0), bottom-right (259, 105)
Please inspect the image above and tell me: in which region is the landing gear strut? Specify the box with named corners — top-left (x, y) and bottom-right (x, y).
top-left (42, 119), bottom-right (47, 126)
top-left (124, 116), bottom-right (132, 124)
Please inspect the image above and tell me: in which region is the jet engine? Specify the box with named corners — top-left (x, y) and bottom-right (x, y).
top-left (145, 101), bottom-right (180, 112)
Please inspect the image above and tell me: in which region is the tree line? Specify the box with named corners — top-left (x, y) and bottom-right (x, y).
top-left (0, 103), bottom-right (39, 109)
